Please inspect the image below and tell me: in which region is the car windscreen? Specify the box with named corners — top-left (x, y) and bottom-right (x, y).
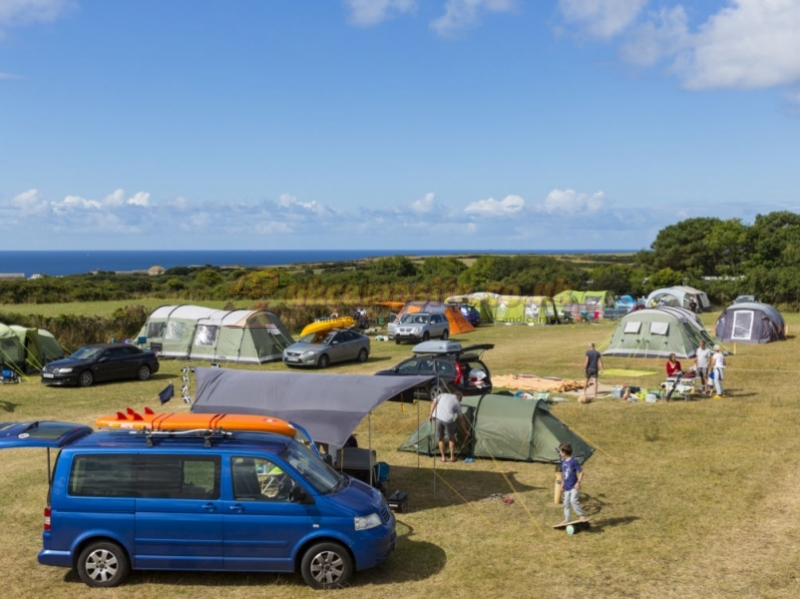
top-left (401, 314), bottom-right (428, 324)
top-left (70, 347), bottom-right (104, 361)
top-left (281, 440), bottom-right (344, 495)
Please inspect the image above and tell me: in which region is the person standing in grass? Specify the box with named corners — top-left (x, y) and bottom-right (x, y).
top-left (711, 344), bottom-right (726, 398)
top-left (429, 389), bottom-right (470, 462)
top-left (558, 443), bottom-right (587, 524)
top-left (583, 342), bottom-right (604, 399)
top-left (694, 340), bottom-right (712, 396)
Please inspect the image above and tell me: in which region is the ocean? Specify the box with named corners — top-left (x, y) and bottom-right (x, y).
top-left (0, 250), bottom-right (633, 278)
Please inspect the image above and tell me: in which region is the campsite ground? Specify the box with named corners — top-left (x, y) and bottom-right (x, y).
top-left (2, 310), bottom-right (800, 599)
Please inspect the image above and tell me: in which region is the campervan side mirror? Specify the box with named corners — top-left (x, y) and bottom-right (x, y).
top-left (290, 486), bottom-right (313, 504)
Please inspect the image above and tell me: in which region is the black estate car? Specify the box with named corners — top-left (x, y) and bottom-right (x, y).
top-left (375, 341), bottom-right (493, 401)
top-left (41, 343), bottom-right (160, 387)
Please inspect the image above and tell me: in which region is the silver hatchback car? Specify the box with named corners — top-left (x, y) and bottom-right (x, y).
top-left (392, 312), bottom-right (449, 345)
top-left (283, 329), bottom-right (371, 368)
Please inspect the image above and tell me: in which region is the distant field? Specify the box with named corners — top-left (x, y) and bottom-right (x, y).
top-left (0, 299), bottom-right (252, 318)
top-left (1, 310), bottom-right (799, 598)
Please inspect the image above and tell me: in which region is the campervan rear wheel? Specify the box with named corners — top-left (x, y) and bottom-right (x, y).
top-left (78, 370), bottom-right (94, 387)
top-left (137, 365), bottom-right (151, 381)
top-left (76, 541), bottom-right (130, 588)
top-left (301, 541), bottom-right (353, 589)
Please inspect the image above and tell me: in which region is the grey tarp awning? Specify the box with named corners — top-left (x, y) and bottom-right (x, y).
top-left (192, 368), bottom-right (435, 448)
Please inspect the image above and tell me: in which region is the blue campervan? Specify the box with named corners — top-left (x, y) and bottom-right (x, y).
top-left (0, 421), bottom-right (395, 589)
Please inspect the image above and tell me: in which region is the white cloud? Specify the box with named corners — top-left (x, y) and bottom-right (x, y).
top-left (127, 191), bottom-right (150, 207)
top-left (430, 0), bottom-right (516, 37)
top-left (278, 192), bottom-right (331, 217)
top-left (464, 194), bottom-right (525, 216)
top-left (620, 6), bottom-right (689, 67)
top-left (557, 0), bottom-right (648, 40)
top-left (536, 189), bottom-right (605, 215)
top-left (0, 0), bottom-right (74, 37)
top-left (103, 189), bottom-right (127, 207)
top-left (52, 195), bottom-right (102, 213)
top-left (0, 71), bottom-right (23, 79)
top-left (410, 191), bottom-right (437, 214)
top-left (672, 0), bottom-right (800, 90)
top-left (344, 0), bottom-right (416, 27)
top-left (11, 188), bottom-right (48, 215)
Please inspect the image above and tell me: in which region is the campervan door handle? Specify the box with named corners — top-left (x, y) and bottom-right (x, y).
top-left (229, 503), bottom-right (245, 513)
top-left (202, 503), bottom-right (217, 512)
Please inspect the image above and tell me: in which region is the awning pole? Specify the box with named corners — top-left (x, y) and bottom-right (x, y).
top-left (369, 412), bottom-right (373, 487)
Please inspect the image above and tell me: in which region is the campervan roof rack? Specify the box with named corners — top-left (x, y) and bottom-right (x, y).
top-left (121, 428), bottom-right (235, 447)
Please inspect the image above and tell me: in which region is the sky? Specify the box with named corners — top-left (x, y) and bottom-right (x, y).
top-left (1, 0), bottom-right (800, 251)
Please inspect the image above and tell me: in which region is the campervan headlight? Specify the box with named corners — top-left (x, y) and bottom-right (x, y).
top-left (354, 513), bottom-right (381, 531)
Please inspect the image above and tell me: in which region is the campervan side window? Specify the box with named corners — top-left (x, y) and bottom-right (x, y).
top-left (68, 454), bottom-right (220, 499)
top-left (146, 321), bottom-right (166, 339)
top-left (69, 455), bottom-right (136, 497)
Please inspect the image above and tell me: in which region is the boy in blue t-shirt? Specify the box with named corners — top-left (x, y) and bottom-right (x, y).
top-left (559, 443), bottom-right (587, 524)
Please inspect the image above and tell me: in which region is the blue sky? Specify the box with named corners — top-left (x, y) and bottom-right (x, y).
top-left (2, 0), bottom-right (799, 251)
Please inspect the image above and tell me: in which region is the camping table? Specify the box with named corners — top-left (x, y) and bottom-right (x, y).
top-left (661, 375), bottom-right (702, 400)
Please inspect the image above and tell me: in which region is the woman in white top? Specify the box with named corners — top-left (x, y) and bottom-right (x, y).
top-left (711, 345), bottom-right (725, 397)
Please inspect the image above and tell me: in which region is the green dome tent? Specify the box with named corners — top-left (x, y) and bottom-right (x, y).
top-left (398, 394), bottom-right (594, 464)
top-left (0, 324), bottom-right (26, 370)
top-left (1, 325), bottom-right (65, 373)
top-left (603, 306), bottom-right (719, 359)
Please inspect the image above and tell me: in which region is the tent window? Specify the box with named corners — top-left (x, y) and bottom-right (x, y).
top-left (650, 322), bottom-right (669, 335)
top-left (623, 321), bottom-right (642, 334)
top-left (731, 310), bottom-right (754, 340)
top-left (165, 321), bottom-right (186, 340)
top-left (146, 322), bottom-right (166, 338)
top-left (194, 325), bottom-right (219, 346)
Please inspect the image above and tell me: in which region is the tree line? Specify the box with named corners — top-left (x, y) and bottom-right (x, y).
top-left (2, 210), bottom-right (799, 310)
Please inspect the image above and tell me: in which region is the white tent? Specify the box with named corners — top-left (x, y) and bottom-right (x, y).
top-left (646, 286), bottom-right (710, 310)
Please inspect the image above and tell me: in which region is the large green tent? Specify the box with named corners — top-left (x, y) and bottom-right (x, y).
top-left (602, 306), bottom-right (719, 359)
top-left (1, 325), bottom-right (65, 372)
top-left (139, 305), bottom-right (294, 364)
top-left (398, 394), bottom-right (594, 464)
top-left (0, 324), bottom-right (26, 369)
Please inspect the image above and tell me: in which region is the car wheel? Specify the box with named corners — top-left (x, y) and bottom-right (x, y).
top-left (430, 383), bottom-right (447, 401)
top-left (422, 331), bottom-right (430, 341)
top-left (357, 348), bottom-right (368, 363)
top-left (77, 541), bottom-right (130, 588)
top-left (301, 542), bottom-right (353, 590)
top-left (441, 329), bottom-right (449, 340)
top-left (137, 365), bottom-right (151, 381)
top-left (318, 354), bottom-right (330, 369)
top-left (78, 370), bottom-right (94, 388)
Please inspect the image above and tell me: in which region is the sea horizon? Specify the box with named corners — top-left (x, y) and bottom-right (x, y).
top-left (0, 249), bottom-right (639, 278)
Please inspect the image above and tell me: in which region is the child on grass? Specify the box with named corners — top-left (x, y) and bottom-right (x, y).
top-left (559, 443), bottom-right (587, 524)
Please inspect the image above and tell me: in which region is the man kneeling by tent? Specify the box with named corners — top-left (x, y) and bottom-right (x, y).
top-left (429, 387), bottom-right (471, 462)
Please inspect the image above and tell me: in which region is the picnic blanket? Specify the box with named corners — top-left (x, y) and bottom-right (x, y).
top-left (492, 374), bottom-right (584, 393)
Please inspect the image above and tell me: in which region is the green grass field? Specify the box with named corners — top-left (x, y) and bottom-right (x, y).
top-left (2, 310), bottom-right (799, 599)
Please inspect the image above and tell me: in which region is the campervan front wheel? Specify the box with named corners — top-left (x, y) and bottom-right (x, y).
top-left (301, 541), bottom-right (353, 589)
top-left (76, 541), bottom-right (130, 588)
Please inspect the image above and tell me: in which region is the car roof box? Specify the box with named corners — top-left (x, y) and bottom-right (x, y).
top-left (412, 340), bottom-right (463, 355)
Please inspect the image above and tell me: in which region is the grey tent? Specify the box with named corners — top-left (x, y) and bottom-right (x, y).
top-left (603, 306), bottom-right (719, 359)
top-left (398, 394), bottom-right (594, 464)
top-left (139, 305), bottom-right (294, 364)
top-left (192, 367), bottom-right (434, 448)
top-left (715, 302), bottom-right (785, 344)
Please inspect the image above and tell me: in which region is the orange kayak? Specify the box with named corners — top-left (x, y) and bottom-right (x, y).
top-left (95, 407), bottom-right (296, 437)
